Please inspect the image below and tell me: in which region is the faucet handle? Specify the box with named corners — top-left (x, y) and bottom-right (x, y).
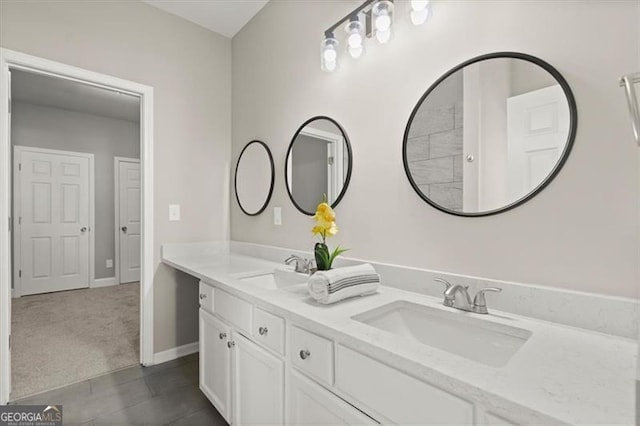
top-left (472, 287), bottom-right (502, 314)
top-left (434, 277), bottom-right (453, 291)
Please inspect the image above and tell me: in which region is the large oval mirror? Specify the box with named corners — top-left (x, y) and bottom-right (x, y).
top-left (235, 140), bottom-right (275, 216)
top-left (403, 52), bottom-right (577, 216)
top-left (285, 116), bottom-right (352, 215)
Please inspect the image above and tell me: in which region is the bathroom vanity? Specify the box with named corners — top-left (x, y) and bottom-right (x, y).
top-left (162, 242), bottom-right (636, 425)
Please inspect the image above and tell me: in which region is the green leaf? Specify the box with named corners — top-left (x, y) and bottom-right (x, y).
top-left (327, 245), bottom-right (349, 269)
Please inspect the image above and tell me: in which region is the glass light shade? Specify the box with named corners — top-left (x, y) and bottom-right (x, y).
top-left (345, 17), bottom-right (365, 59)
top-left (372, 0), bottom-right (394, 44)
top-left (320, 33), bottom-right (339, 72)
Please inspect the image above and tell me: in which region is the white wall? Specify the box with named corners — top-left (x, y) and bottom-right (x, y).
top-left (1, 0), bottom-right (231, 351)
top-left (231, 1), bottom-right (639, 298)
top-left (12, 101), bottom-right (140, 280)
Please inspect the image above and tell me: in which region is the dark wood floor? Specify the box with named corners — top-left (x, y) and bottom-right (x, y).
top-left (11, 353), bottom-right (228, 425)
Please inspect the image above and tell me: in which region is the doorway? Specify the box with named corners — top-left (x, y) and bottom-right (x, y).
top-left (0, 48), bottom-right (155, 404)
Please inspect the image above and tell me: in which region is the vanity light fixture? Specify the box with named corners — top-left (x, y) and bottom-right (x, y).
top-left (321, 0), bottom-right (430, 72)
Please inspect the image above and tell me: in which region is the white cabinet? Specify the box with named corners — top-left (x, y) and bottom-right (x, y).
top-left (231, 332), bottom-right (284, 425)
top-left (335, 345), bottom-right (474, 424)
top-left (287, 369), bottom-right (377, 425)
top-left (199, 308), bottom-right (232, 423)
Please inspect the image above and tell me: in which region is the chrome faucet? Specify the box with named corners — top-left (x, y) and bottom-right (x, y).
top-left (284, 255), bottom-right (313, 274)
top-left (434, 278), bottom-right (502, 314)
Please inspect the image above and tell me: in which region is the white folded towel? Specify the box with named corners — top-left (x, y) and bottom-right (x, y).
top-left (308, 264), bottom-right (380, 305)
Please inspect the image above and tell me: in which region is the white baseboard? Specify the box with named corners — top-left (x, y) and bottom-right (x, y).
top-left (153, 341), bottom-right (199, 365)
top-left (92, 277), bottom-right (117, 288)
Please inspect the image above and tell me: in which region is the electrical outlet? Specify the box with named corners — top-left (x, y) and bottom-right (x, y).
top-left (106, 259), bottom-right (113, 268)
top-left (274, 207), bottom-right (282, 225)
top-left (169, 204), bottom-right (181, 221)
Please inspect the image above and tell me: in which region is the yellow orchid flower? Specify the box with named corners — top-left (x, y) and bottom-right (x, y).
top-left (311, 196), bottom-right (348, 271)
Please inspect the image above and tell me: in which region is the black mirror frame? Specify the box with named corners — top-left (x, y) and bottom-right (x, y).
top-left (234, 140), bottom-right (275, 216)
top-left (285, 116), bottom-right (353, 216)
top-left (402, 51), bottom-right (578, 217)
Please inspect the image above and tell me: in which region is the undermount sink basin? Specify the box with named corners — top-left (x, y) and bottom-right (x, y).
top-left (352, 301), bottom-right (531, 367)
top-left (236, 268), bottom-right (308, 291)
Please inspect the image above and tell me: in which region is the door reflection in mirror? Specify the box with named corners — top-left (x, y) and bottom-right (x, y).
top-left (403, 53), bottom-right (577, 216)
top-left (286, 117), bottom-right (352, 215)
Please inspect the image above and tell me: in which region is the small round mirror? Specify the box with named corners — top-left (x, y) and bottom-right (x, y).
top-left (285, 116), bottom-right (352, 215)
top-left (234, 140), bottom-right (275, 216)
top-left (403, 52), bottom-right (577, 216)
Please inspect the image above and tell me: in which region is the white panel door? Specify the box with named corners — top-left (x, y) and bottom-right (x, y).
top-left (286, 369), bottom-right (377, 425)
top-left (199, 308), bottom-right (232, 423)
top-left (232, 331), bottom-right (284, 425)
top-left (15, 148), bottom-right (91, 295)
top-left (507, 85), bottom-right (570, 200)
top-left (118, 160), bottom-right (140, 284)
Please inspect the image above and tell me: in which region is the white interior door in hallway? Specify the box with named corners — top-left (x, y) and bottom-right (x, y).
top-left (14, 147), bottom-right (94, 296)
top-left (116, 158), bottom-right (140, 284)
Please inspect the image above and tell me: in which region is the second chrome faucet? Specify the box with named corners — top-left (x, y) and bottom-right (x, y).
top-left (434, 277), bottom-right (501, 315)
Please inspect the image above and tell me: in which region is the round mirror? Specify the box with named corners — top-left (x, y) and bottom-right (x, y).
top-left (234, 140), bottom-right (275, 216)
top-left (285, 116), bottom-right (353, 215)
top-left (403, 52), bottom-right (577, 216)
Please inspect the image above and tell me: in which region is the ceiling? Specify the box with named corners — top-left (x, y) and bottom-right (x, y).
top-left (11, 70), bottom-right (140, 122)
top-left (143, 0), bottom-right (269, 38)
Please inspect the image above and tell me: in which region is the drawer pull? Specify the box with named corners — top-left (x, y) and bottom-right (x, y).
top-left (299, 349), bottom-right (311, 360)
top-left (258, 326), bottom-right (268, 336)
top-left (227, 341), bottom-right (235, 349)
top-left (219, 332), bottom-right (227, 340)
top-left (199, 293), bottom-right (207, 300)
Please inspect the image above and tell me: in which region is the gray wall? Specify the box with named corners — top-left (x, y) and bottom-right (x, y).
top-left (1, 0), bottom-right (232, 352)
top-left (11, 101), bottom-right (140, 280)
top-left (231, 1), bottom-right (639, 299)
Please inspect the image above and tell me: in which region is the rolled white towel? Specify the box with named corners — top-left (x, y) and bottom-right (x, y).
top-left (308, 264), bottom-right (380, 305)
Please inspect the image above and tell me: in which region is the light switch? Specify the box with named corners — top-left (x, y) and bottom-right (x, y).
top-left (274, 207), bottom-right (282, 225)
top-left (106, 259), bottom-right (113, 268)
top-left (169, 204), bottom-right (181, 221)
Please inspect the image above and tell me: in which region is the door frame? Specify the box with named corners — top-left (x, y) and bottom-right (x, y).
top-left (114, 156), bottom-right (140, 286)
top-left (0, 48), bottom-right (155, 404)
top-left (13, 146), bottom-right (95, 297)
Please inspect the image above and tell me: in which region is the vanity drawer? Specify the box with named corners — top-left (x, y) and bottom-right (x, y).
top-left (290, 326), bottom-right (334, 386)
top-left (253, 307), bottom-right (285, 355)
top-left (335, 345), bottom-right (473, 424)
top-left (214, 288), bottom-right (253, 334)
top-left (198, 281), bottom-right (214, 313)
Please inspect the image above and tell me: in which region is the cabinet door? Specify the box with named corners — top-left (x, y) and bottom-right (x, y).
top-left (232, 332), bottom-right (284, 425)
top-left (199, 308), bottom-right (232, 423)
top-left (287, 369), bottom-right (377, 425)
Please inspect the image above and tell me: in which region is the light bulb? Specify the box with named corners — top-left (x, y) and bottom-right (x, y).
top-left (323, 48), bottom-right (337, 62)
top-left (410, 7), bottom-right (429, 25)
top-left (375, 13), bottom-right (391, 32)
top-left (376, 29), bottom-right (391, 44)
top-left (348, 33), bottom-right (362, 48)
top-left (325, 60), bottom-right (336, 72)
top-left (410, 0), bottom-right (429, 12)
top-left (348, 45), bottom-right (363, 59)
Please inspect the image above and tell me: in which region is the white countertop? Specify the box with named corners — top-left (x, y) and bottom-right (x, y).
top-left (162, 247), bottom-right (636, 425)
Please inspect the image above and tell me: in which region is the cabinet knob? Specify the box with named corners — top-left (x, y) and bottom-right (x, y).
top-left (227, 341), bottom-right (235, 349)
top-left (219, 332), bottom-right (227, 340)
top-left (199, 293), bottom-right (206, 300)
top-left (299, 349), bottom-right (311, 360)
top-left (258, 326), bottom-right (268, 336)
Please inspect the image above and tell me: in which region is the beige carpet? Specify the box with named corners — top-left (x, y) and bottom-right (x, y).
top-left (11, 282), bottom-right (140, 399)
